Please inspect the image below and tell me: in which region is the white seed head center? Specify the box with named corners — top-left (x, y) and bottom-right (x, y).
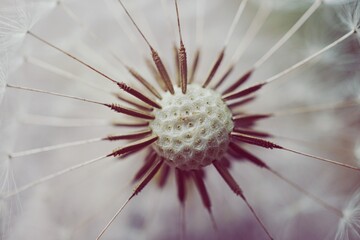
top-left (150, 84), bottom-right (234, 170)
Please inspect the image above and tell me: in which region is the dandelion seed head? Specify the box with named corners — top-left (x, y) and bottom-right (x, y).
top-left (150, 84), bottom-right (233, 170)
top-left (0, 1), bottom-right (56, 53)
top-left (336, 190), bottom-right (360, 240)
top-left (1, 0), bottom-right (360, 239)
top-left (338, 0), bottom-right (360, 34)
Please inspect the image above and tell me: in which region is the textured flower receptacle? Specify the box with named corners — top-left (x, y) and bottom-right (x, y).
top-left (150, 84), bottom-right (234, 170)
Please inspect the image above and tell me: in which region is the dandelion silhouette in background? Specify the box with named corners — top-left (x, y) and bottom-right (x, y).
top-left (1, 0), bottom-right (360, 239)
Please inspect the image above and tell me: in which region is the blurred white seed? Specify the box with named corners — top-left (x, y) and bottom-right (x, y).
top-left (336, 190), bottom-right (360, 240)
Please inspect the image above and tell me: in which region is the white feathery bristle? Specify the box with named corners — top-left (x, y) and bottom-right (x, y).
top-left (0, 52), bottom-right (8, 104)
top-left (338, 0), bottom-right (360, 35)
top-left (0, 0), bottom-right (57, 53)
top-left (336, 190), bottom-right (360, 240)
top-left (324, 0), bottom-right (358, 5)
top-left (355, 137), bottom-right (360, 167)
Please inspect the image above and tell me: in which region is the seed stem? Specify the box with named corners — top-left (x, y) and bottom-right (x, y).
top-left (3, 155), bottom-right (109, 199)
top-left (254, 0), bottom-right (322, 69)
top-left (96, 159), bottom-right (163, 240)
top-left (223, 30), bottom-right (355, 100)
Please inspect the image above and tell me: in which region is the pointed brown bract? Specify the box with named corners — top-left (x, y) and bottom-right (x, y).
top-left (174, 45), bottom-right (181, 87)
top-left (179, 42), bottom-right (188, 94)
top-left (214, 65), bottom-right (234, 89)
top-left (232, 114), bottom-right (272, 124)
top-left (116, 82), bottom-right (161, 109)
top-left (222, 82), bottom-right (265, 101)
top-left (151, 48), bottom-right (175, 94)
top-left (133, 159), bottom-right (164, 196)
top-left (174, 0), bottom-right (188, 94)
top-left (114, 93), bottom-right (153, 112)
top-left (229, 142), bottom-right (269, 169)
top-left (126, 66), bottom-right (162, 100)
top-left (213, 160), bottom-right (244, 197)
top-left (231, 132), bottom-right (283, 149)
top-left (96, 158), bottom-right (163, 240)
top-left (175, 168), bottom-right (187, 205)
top-left (109, 135), bottom-right (158, 157)
top-left (227, 96), bottom-right (256, 109)
top-left (145, 57), bottom-right (167, 91)
top-left (191, 170), bottom-right (212, 211)
top-left (117, 0), bottom-right (174, 94)
top-left (213, 160), bottom-right (274, 240)
top-left (189, 49), bottom-right (200, 84)
top-left (111, 120), bottom-right (149, 127)
top-left (106, 103), bottom-right (155, 120)
top-left (233, 128), bottom-right (272, 138)
top-left (157, 164), bottom-right (171, 188)
top-left (202, 48), bottom-right (225, 88)
top-left (133, 151), bottom-right (158, 182)
top-left (105, 129), bottom-right (152, 141)
top-left (222, 69), bottom-right (254, 94)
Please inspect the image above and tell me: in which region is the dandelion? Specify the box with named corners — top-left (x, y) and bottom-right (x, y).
top-left (1, 0), bottom-right (360, 239)
top-left (336, 190), bottom-right (360, 240)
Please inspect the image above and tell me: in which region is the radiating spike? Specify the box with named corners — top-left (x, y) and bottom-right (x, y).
top-left (191, 172), bottom-right (210, 205)
top-left (174, 45), bottom-right (181, 87)
top-left (117, 0), bottom-right (175, 94)
top-left (222, 83), bottom-right (265, 101)
top-left (189, 49), bottom-right (200, 84)
top-left (116, 82), bottom-right (161, 109)
top-left (110, 135), bottom-right (158, 157)
top-left (253, 0), bottom-right (323, 69)
top-left (25, 55), bottom-right (109, 93)
top-left (268, 168), bottom-right (344, 218)
top-left (213, 160), bottom-right (274, 240)
top-left (175, 168), bottom-right (187, 204)
top-left (105, 129), bottom-right (152, 141)
top-left (227, 96), bottom-right (256, 109)
top-left (213, 161), bottom-right (244, 196)
top-left (7, 84), bottom-right (105, 105)
top-left (231, 133), bottom-right (360, 171)
top-left (151, 48), bottom-right (175, 94)
top-left (175, 0), bottom-right (188, 94)
top-left (214, 65), bottom-right (234, 89)
top-left (232, 114), bottom-right (272, 123)
top-left (233, 128), bottom-right (272, 138)
top-left (25, 31), bottom-right (162, 108)
top-left (4, 155), bottom-right (109, 199)
top-left (125, 66), bottom-right (162, 99)
top-left (191, 170), bottom-right (217, 230)
top-left (96, 159), bottom-right (163, 240)
top-left (9, 129), bottom-right (151, 158)
top-left (111, 120), bottom-right (149, 127)
top-left (202, 48), bottom-right (225, 88)
top-left (228, 142), bottom-right (269, 168)
top-left (224, 29), bottom-right (355, 100)
top-left (145, 57), bottom-right (167, 91)
top-left (106, 103), bottom-right (155, 120)
top-left (215, 2), bottom-right (271, 90)
top-left (222, 69), bottom-right (254, 94)
top-left (133, 151), bottom-right (158, 182)
top-left (114, 93), bottom-right (153, 112)
top-left (178, 42), bottom-right (188, 94)
top-left (157, 164), bottom-right (171, 188)
top-left (20, 114), bottom-right (109, 127)
top-left (231, 132), bottom-right (283, 149)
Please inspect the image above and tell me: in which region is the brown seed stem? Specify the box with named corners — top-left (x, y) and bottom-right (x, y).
top-left (109, 135), bottom-right (158, 157)
top-left (106, 103), bottom-right (155, 120)
top-left (96, 159), bottom-right (163, 240)
top-left (202, 48), bottom-right (225, 88)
